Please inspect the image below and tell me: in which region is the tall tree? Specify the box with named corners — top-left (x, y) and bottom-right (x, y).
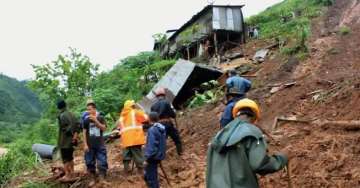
top-left (29, 48), bottom-right (99, 115)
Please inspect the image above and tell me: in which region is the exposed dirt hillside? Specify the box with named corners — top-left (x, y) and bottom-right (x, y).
top-left (7, 0), bottom-right (360, 187)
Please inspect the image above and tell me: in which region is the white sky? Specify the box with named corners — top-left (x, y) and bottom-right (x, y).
top-left (0, 0), bottom-right (283, 80)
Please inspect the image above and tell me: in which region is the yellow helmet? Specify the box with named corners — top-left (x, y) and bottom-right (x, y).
top-left (232, 98), bottom-right (260, 121)
top-left (124, 100), bottom-right (135, 109)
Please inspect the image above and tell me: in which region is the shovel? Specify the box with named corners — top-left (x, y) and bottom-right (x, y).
top-left (285, 161), bottom-right (293, 188)
top-left (159, 162), bottom-right (171, 186)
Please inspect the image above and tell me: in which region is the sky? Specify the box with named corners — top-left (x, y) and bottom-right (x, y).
top-left (0, 0), bottom-right (283, 80)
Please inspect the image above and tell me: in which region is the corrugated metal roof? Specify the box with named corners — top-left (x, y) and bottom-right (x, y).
top-left (138, 59), bottom-right (223, 112)
top-left (147, 59), bottom-right (195, 100)
top-left (139, 59), bottom-right (195, 112)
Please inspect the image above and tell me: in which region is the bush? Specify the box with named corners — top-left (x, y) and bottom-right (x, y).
top-left (246, 0), bottom-right (330, 57)
top-left (187, 80), bottom-right (222, 108)
top-left (21, 181), bottom-right (52, 188)
top-left (188, 91), bottom-right (217, 108)
top-left (314, 0), bottom-right (334, 6)
top-left (0, 119), bottom-right (56, 186)
top-left (0, 144), bottom-right (36, 185)
top-left (339, 26), bottom-right (351, 35)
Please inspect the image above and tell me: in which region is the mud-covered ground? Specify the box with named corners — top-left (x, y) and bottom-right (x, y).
top-left (6, 0), bottom-right (360, 187)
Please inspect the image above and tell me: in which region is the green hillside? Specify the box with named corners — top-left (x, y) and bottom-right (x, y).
top-left (0, 74), bottom-right (42, 123)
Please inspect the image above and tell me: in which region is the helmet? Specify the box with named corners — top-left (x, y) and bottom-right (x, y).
top-left (124, 100), bottom-right (135, 109)
top-left (232, 98), bottom-right (260, 121)
top-left (154, 87), bottom-right (166, 96)
top-left (226, 87), bottom-right (242, 96)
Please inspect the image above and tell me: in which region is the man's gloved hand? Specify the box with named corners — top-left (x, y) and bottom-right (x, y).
top-left (279, 145), bottom-right (295, 161)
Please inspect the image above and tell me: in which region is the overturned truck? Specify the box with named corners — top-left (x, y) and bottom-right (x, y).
top-left (139, 59), bottom-right (223, 112)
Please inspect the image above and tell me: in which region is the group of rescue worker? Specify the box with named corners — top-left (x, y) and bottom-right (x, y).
top-left (56, 88), bottom-right (181, 187)
top-left (56, 69), bottom-right (289, 188)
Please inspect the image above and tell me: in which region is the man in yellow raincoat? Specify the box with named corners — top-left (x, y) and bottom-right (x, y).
top-left (117, 100), bottom-right (148, 173)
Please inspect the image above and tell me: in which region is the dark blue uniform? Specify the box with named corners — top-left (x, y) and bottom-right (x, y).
top-left (220, 97), bottom-right (242, 128)
top-left (151, 97), bottom-right (182, 155)
top-left (144, 123), bottom-right (167, 188)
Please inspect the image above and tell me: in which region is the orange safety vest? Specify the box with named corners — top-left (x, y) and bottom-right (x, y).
top-left (119, 108), bottom-right (147, 148)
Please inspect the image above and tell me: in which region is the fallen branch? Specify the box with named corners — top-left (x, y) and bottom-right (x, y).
top-left (278, 117), bottom-right (312, 123)
top-left (240, 74), bottom-right (257, 78)
top-left (315, 120), bottom-right (360, 131)
top-left (307, 89), bottom-right (323, 96)
top-left (272, 116), bottom-right (360, 131)
top-left (272, 116), bottom-right (311, 130)
top-left (268, 81), bottom-right (297, 88)
top-left (271, 117), bottom-right (279, 131)
top-left (69, 178), bottom-right (83, 188)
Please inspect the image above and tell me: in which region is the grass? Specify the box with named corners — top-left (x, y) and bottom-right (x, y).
top-left (21, 181), bottom-right (54, 188)
top-left (0, 119), bottom-right (57, 186)
top-left (339, 26), bottom-right (351, 35)
top-left (246, 0), bottom-right (329, 56)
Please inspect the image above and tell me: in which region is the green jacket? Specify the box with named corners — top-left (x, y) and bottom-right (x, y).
top-left (58, 110), bottom-right (80, 149)
top-left (206, 118), bottom-right (287, 188)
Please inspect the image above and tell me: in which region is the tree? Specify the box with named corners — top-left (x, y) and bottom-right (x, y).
top-left (152, 33), bottom-right (167, 45)
top-left (29, 48), bottom-right (99, 115)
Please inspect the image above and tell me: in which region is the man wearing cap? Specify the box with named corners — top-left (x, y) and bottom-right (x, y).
top-left (206, 99), bottom-right (289, 188)
top-left (226, 69), bottom-right (251, 95)
top-left (56, 100), bottom-right (80, 182)
top-left (151, 87), bottom-right (183, 156)
top-left (220, 70), bottom-right (252, 129)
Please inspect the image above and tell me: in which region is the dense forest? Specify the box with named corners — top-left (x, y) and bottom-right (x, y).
top-left (0, 74), bottom-right (42, 123)
top-left (0, 74), bottom-right (42, 144)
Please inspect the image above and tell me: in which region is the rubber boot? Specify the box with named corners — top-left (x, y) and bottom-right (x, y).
top-left (176, 143), bottom-right (183, 156)
top-left (124, 160), bottom-right (132, 173)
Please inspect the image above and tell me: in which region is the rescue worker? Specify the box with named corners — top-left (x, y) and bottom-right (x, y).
top-left (83, 102), bottom-right (108, 180)
top-left (150, 87), bottom-right (183, 155)
top-left (206, 99), bottom-right (288, 188)
top-left (117, 100), bottom-right (148, 173)
top-left (219, 87), bottom-right (244, 128)
top-left (144, 112), bottom-right (167, 188)
top-left (56, 100), bottom-right (80, 182)
top-left (226, 69), bottom-right (251, 95)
